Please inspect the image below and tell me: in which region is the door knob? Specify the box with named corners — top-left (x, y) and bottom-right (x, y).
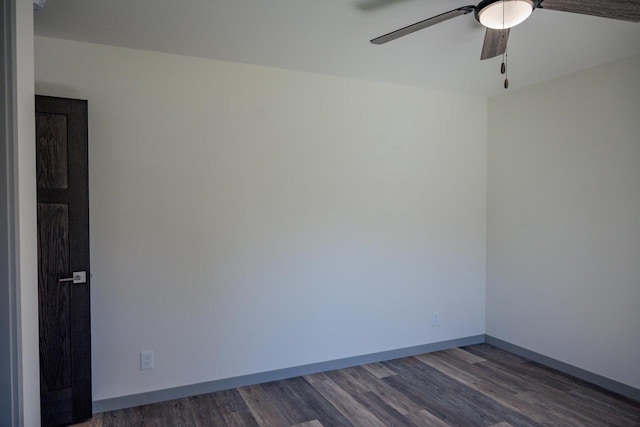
top-left (59, 271), bottom-right (87, 284)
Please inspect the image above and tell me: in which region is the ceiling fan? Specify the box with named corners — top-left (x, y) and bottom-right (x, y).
top-left (371, 0), bottom-right (640, 62)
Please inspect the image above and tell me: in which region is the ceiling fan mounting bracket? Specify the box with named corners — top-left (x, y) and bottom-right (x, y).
top-left (460, 6), bottom-right (477, 14)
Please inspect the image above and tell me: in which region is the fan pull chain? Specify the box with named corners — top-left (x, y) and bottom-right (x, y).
top-left (503, 51), bottom-right (509, 89)
top-left (501, 0), bottom-right (509, 89)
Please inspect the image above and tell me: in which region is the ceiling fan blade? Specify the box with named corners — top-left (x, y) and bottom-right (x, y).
top-left (539, 0), bottom-right (640, 22)
top-left (370, 5), bottom-right (475, 45)
top-left (480, 28), bottom-right (510, 60)
top-left (357, 0), bottom-right (416, 12)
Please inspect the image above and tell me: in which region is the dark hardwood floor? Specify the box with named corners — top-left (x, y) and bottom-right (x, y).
top-left (75, 344), bottom-right (640, 426)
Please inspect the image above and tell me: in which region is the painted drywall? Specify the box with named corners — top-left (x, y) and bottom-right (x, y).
top-left (487, 55), bottom-right (640, 389)
top-left (15, 0), bottom-right (40, 425)
top-left (34, 37), bottom-right (487, 401)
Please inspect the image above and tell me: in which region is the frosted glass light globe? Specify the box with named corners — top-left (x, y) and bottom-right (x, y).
top-left (477, 0), bottom-right (534, 29)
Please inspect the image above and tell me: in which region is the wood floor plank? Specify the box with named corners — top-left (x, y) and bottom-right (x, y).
top-left (444, 347), bottom-right (486, 364)
top-left (404, 409), bottom-right (451, 427)
top-left (465, 351), bottom-right (639, 426)
top-left (291, 421), bottom-right (324, 427)
top-left (270, 376), bottom-right (353, 427)
top-left (526, 360), bottom-right (640, 420)
top-left (383, 357), bottom-right (541, 426)
top-left (361, 362), bottom-right (396, 378)
top-left (384, 370), bottom-right (503, 426)
top-left (72, 413), bottom-right (103, 427)
top-left (257, 380), bottom-right (315, 425)
top-left (565, 385), bottom-right (640, 424)
top-left (168, 398), bottom-right (198, 427)
top-left (222, 411), bottom-right (262, 427)
top-left (99, 400), bottom-right (172, 427)
top-left (303, 371), bottom-right (332, 384)
top-left (187, 393), bottom-right (230, 427)
top-left (238, 384), bottom-right (296, 427)
top-left (310, 379), bottom-right (386, 427)
top-left (439, 356), bottom-right (602, 426)
top-left (323, 368), bottom-right (371, 395)
top-left (330, 365), bottom-right (424, 415)
top-left (415, 352), bottom-right (558, 425)
top-left (462, 344), bottom-right (529, 367)
top-left (418, 349), bottom-right (639, 427)
top-left (350, 391), bottom-right (424, 427)
top-left (494, 364), bottom-right (636, 426)
top-left (189, 389), bottom-right (259, 427)
top-left (504, 365), bottom-right (639, 426)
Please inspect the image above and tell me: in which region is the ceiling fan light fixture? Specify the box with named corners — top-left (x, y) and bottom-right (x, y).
top-left (476, 0), bottom-right (535, 29)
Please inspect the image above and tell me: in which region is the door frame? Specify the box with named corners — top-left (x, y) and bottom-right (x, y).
top-left (0, 0), bottom-right (21, 426)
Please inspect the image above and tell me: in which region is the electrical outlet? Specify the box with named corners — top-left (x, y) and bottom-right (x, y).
top-left (140, 350), bottom-right (154, 370)
top-left (432, 311), bottom-right (440, 326)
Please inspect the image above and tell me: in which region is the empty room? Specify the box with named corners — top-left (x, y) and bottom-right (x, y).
top-left (2, 0), bottom-right (640, 426)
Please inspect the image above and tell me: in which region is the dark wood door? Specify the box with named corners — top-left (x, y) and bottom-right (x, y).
top-left (36, 95), bottom-right (92, 426)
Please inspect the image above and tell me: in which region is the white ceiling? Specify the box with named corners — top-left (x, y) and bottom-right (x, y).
top-left (34, 0), bottom-right (640, 96)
